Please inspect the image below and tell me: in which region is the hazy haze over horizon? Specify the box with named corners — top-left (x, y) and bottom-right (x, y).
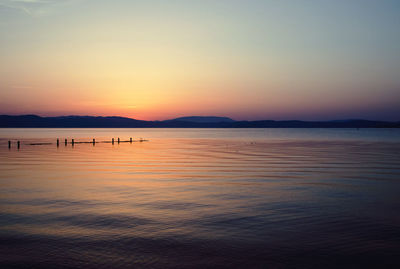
top-left (1, 0), bottom-right (400, 121)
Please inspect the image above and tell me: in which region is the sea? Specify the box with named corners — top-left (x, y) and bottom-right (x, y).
top-left (1, 128), bottom-right (400, 268)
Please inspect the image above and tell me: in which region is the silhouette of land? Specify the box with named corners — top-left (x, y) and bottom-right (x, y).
top-left (0, 115), bottom-right (399, 128)
top-left (167, 116), bottom-right (236, 123)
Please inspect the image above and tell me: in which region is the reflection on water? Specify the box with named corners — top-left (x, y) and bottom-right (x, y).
top-left (1, 129), bottom-right (400, 268)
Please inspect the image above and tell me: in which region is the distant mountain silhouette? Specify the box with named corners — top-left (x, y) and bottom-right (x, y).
top-left (0, 115), bottom-right (151, 128)
top-left (0, 115), bottom-right (399, 128)
top-left (168, 116), bottom-right (235, 123)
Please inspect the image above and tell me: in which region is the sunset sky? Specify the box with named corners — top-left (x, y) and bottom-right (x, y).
top-left (0, 0), bottom-right (399, 121)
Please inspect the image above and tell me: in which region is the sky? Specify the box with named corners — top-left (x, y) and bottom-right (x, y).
top-left (0, 0), bottom-right (399, 121)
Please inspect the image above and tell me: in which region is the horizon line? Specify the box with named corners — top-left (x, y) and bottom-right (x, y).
top-left (1, 114), bottom-right (399, 123)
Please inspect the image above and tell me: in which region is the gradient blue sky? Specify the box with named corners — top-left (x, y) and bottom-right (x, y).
top-left (0, 0), bottom-right (399, 120)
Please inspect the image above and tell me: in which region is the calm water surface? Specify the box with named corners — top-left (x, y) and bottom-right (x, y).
top-left (1, 128), bottom-right (400, 268)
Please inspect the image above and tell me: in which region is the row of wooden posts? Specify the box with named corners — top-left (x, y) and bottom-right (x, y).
top-left (8, 140), bottom-right (21, 149)
top-left (8, 137), bottom-right (145, 149)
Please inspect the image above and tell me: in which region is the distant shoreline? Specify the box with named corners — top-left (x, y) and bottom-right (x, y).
top-left (1, 115), bottom-right (399, 128)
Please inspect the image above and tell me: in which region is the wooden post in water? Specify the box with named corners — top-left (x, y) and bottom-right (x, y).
top-left (93, 138), bottom-right (95, 145)
top-left (118, 137), bottom-right (120, 144)
top-left (65, 139), bottom-right (67, 146)
top-left (8, 140), bottom-right (11, 149)
top-left (57, 138), bottom-right (59, 147)
top-left (72, 139), bottom-right (75, 146)
top-left (130, 137), bottom-right (132, 143)
top-left (17, 141), bottom-right (20, 149)
top-left (112, 138), bottom-right (114, 145)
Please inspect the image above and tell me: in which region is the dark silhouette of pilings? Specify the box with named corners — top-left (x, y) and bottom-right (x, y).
top-left (6, 137), bottom-right (146, 149)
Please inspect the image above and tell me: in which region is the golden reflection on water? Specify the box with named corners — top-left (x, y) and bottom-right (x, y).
top-left (1, 131), bottom-right (400, 267)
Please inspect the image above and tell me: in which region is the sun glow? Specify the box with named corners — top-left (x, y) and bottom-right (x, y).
top-left (1, 0), bottom-right (400, 120)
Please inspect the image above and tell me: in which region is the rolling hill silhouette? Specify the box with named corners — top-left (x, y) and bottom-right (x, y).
top-left (167, 116), bottom-right (235, 123)
top-left (0, 115), bottom-right (399, 128)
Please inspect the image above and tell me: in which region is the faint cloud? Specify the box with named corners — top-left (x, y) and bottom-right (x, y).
top-left (0, 0), bottom-right (81, 16)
